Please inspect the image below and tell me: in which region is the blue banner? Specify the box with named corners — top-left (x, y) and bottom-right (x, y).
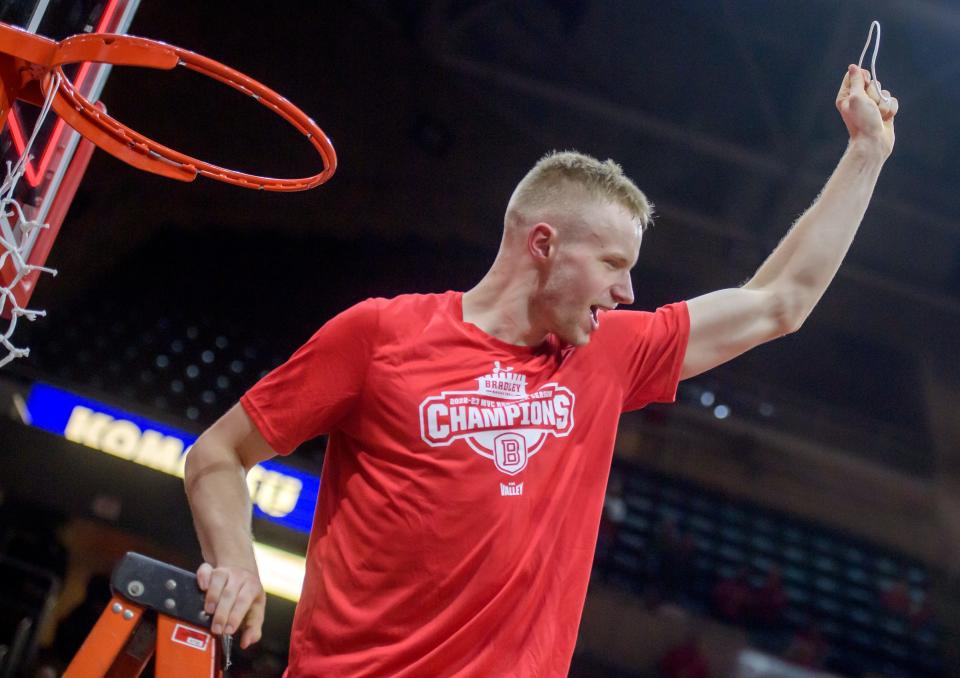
top-left (26, 383), bottom-right (317, 535)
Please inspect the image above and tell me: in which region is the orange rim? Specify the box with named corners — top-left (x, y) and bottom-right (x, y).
top-left (0, 24), bottom-right (337, 191)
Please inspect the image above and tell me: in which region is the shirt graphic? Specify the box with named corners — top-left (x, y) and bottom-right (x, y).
top-left (419, 362), bottom-right (576, 475)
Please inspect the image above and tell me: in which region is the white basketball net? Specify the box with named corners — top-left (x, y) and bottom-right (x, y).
top-left (0, 72), bottom-right (62, 368)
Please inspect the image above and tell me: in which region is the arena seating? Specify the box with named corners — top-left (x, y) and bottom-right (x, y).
top-left (599, 459), bottom-right (946, 677)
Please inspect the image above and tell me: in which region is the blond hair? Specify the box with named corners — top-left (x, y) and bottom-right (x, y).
top-left (508, 150), bottom-right (654, 231)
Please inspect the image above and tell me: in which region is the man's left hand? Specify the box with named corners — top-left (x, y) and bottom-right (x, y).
top-left (836, 64), bottom-right (898, 158)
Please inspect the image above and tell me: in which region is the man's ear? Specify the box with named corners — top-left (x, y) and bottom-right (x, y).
top-left (528, 223), bottom-right (555, 262)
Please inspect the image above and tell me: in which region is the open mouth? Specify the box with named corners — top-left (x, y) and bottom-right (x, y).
top-left (589, 305), bottom-right (600, 330)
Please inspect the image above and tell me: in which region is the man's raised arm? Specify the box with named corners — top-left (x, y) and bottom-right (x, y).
top-left (680, 64), bottom-right (899, 380)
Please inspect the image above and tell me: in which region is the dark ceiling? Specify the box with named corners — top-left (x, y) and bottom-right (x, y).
top-left (14, 1), bottom-right (960, 473)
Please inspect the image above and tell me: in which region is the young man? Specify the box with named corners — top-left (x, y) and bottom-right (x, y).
top-left (183, 65), bottom-right (897, 676)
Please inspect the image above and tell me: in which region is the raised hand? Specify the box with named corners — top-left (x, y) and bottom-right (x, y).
top-left (836, 64), bottom-right (898, 158)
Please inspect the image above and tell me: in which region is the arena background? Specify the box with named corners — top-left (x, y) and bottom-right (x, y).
top-left (1, 2), bottom-right (959, 676)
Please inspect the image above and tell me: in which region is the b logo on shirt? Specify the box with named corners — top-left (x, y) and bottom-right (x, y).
top-left (418, 362), bottom-right (576, 476)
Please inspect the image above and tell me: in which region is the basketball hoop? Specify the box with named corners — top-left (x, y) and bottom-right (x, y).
top-left (0, 21), bottom-right (338, 366)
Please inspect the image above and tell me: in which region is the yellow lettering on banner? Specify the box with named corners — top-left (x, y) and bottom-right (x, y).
top-left (135, 430), bottom-right (185, 475)
top-left (100, 420), bottom-right (141, 459)
top-left (65, 406), bottom-right (113, 448)
top-left (246, 465), bottom-right (265, 496)
top-left (62, 405), bottom-right (302, 518)
top-left (63, 406), bottom-right (92, 443)
top-left (247, 466), bottom-right (302, 518)
top-left (258, 474), bottom-right (302, 517)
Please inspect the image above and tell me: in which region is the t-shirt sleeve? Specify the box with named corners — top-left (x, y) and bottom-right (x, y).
top-left (597, 301), bottom-right (690, 412)
top-left (240, 298), bottom-right (381, 455)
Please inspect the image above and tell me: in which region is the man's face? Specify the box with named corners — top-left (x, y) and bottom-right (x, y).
top-left (534, 198), bottom-right (641, 346)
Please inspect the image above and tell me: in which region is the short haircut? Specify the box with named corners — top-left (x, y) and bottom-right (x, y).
top-left (509, 150), bottom-right (654, 231)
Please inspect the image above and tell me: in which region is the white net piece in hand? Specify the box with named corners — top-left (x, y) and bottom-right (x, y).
top-left (0, 72), bottom-right (62, 368)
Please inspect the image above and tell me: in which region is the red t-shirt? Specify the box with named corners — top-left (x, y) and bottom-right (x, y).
top-left (242, 291), bottom-right (689, 677)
